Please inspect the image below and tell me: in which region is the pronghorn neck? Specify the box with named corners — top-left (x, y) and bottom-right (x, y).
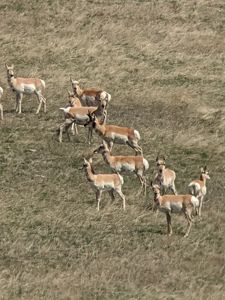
top-left (199, 174), bottom-right (206, 186)
top-left (154, 192), bottom-right (162, 205)
top-left (7, 75), bottom-right (16, 89)
top-left (84, 164), bottom-right (95, 182)
top-left (102, 149), bottom-right (111, 164)
top-left (74, 84), bottom-right (83, 97)
top-left (94, 120), bottom-right (106, 136)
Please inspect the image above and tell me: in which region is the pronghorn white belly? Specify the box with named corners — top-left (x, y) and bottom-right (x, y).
top-left (93, 182), bottom-right (115, 191)
top-left (81, 95), bottom-right (96, 106)
top-left (20, 84), bottom-right (37, 94)
top-left (160, 202), bottom-right (182, 213)
top-left (114, 162), bottom-right (135, 173)
top-left (111, 133), bottom-right (128, 144)
top-left (74, 114), bottom-right (90, 124)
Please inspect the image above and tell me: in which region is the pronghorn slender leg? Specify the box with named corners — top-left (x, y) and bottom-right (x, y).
top-left (18, 93), bottom-right (23, 114)
top-left (115, 188), bottom-right (126, 211)
top-left (108, 190), bottom-right (115, 201)
top-left (127, 141), bottom-right (142, 156)
top-left (15, 93), bottom-right (20, 113)
top-left (136, 172), bottom-right (144, 196)
top-left (0, 104), bottom-right (3, 120)
top-left (96, 190), bottom-right (102, 211)
top-left (184, 209), bottom-right (193, 237)
top-left (171, 183), bottom-right (178, 195)
top-left (35, 92), bottom-right (43, 114)
top-left (166, 212), bottom-right (172, 236)
top-left (108, 141), bottom-right (114, 152)
top-left (87, 127), bottom-right (93, 145)
top-left (39, 93), bottom-right (47, 113)
top-left (198, 195), bottom-right (204, 217)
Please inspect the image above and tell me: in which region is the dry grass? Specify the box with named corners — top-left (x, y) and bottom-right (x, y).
top-left (0, 0), bottom-right (225, 299)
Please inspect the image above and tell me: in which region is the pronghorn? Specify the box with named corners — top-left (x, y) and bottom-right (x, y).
top-left (151, 183), bottom-right (199, 237)
top-left (70, 78), bottom-right (111, 108)
top-left (58, 99), bottom-right (107, 143)
top-left (88, 114), bottom-right (143, 155)
top-left (5, 64), bottom-right (46, 114)
top-left (81, 158), bottom-right (126, 211)
top-left (65, 91), bottom-right (82, 136)
top-left (188, 166), bottom-right (210, 217)
top-left (93, 141), bottom-right (149, 195)
top-left (0, 87), bottom-right (3, 120)
top-left (154, 155), bottom-right (177, 195)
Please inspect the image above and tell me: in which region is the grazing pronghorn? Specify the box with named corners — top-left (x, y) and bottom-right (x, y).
top-left (58, 99), bottom-right (107, 143)
top-left (188, 166), bottom-right (210, 217)
top-left (5, 64), bottom-right (46, 114)
top-left (70, 78), bottom-right (111, 108)
top-left (81, 158), bottom-right (126, 211)
top-left (93, 141), bottom-right (149, 195)
top-left (0, 87), bottom-right (3, 120)
top-left (151, 183), bottom-right (199, 237)
top-left (88, 114), bottom-right (143, 155)
top-left (154, 155), bottom-right (177, 195)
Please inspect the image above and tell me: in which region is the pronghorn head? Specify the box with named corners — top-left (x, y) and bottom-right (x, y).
top-left (67, 90), bottom-right (79, 106)
top-left (156, 155), bottom-right (166, 173)
top-left (93, 141), bottom-right (109, 155)
top-left (5, 64), bottom-right (15, 78)
top-left (70, 78), bottom-right (79, 88)
top-left (200, 166), bottom-right (210, 180)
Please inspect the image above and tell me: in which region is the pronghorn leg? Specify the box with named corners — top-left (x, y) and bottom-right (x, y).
top-left (127, 141), bottom-right (142, 156)
top-left (136, 172), bottom-right (144, 195)
top-left (184, 209), bottom-right (193, 237)
top-left (41, 94), bottom-right (47, 113)
top-left (15, 93), bottom-right (20, 113)
top-left (171, 183), bottom-right (178, 195)
top-left (108, 190), bottom-right (115, 201)
top-left (71, 123), bottom-right (78, 136)
top-left (198, 195), bottom-right (204, 217)
top-left (58, 123), bottom-right (65, 143)
top-left (108, 141), bottom-right (114, 153)
top-left (115, 188), bottom-right (126, 211)
top-left (18, 93), bottom-right (23, 114)
top-left (87, 127), bottom-right (93, 145)
top-left (35, 92), bottom-right (42, 114)
top-left (166, 212), bottom-right (172, 236)
top-left (96, 190), bottom-right (102, 211)
top-left (0, 104), bottom-right (3, 120)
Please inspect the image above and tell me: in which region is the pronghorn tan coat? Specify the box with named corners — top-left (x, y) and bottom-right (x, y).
top-left (82, 158), bottom-right (126, 211)
top-left (188, 167), bottom-right (210, 217)
top-left (90, 115), bottom-right (143, 155)
top-left (71, 79), bottom-right (111, 108)
top-left (151, 184), bottom-right (199, 237)
top-left (5, 64), bottom-right (46, 114)
top-left (93, 141), bottom-right (149, 195)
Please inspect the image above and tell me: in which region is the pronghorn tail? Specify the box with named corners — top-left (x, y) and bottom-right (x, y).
top-left (143, 158), bottom-right (149, 171)
top-left (134, 130), bottom-right (141, 140)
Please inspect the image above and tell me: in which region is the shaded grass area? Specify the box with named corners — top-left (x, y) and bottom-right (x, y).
top-left (0, 0), bottom-right (225, 299)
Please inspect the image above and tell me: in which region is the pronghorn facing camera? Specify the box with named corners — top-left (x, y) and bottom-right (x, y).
top-left (0, 87), bottom-right (3, 120)
top-left (93, 141), bottom-right (149, 195)
top-left (81, 158), bottom-right (126, 211)
top-left (65, 91), bottom-right (82, 136)
top-left (151, 183), bottom-right (199, 237)
top-left (5, 64), bottom-right (46, 114)
top-left (70, 78), bottom-right (111, 108)
top-left (89, 114), bottom-right (143, 156)
top-left (188, 166), bottom-right (210, 217)
top-left (154, 155), bottom-right (177, 195)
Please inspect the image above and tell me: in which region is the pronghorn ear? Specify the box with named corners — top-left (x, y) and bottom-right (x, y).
top-left (5, 63), bottom-right (9, 69)
top-left (83, 158), bottom-right (88, 164)
top-left (11, 64), bottom-right (14, 69)
top-left (102, 140), bottom-right (107, 147)
top-left (204, 165), bottom-right (208, 171)
top-left (162, 155), bottom-right (166, 161)
top-left (200, 167), bottom-right (204, 173)
top-left (89, 157), bottom-right (93, 164)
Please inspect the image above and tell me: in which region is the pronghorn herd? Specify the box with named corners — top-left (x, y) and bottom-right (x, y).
top-left (0, 64), bottom-right (211, 237)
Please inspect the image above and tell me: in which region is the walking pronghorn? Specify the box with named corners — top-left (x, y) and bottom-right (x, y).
top-left (151, 183), bottom-right (199, 237)
top-left (70, 78), bottom-right (111, 108)
top-left (5, 64), bottom-right (46, 114)
top-left (88, 114), bottom-right (143, 155)
top-left (81, 158), bottom-right (126, 211)
top-left (64, 91), bottom-right (82, 136)
top-left (188, 166), bottom-right (210, 217)
top-left (0, 87), bottom-right (3, 120)
top-left (154, 155), bottom-right (177, 195)
top-left (93, 141), bottom-right (149, 195)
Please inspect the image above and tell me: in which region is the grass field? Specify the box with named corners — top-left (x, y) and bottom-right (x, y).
top-left (0, 0), bottom-right (225, 299)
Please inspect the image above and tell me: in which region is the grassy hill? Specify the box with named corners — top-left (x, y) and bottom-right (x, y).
top-left (0, 0), bottom-right (225, 299)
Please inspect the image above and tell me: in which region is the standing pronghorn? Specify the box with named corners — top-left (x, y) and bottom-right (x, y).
top-left (58, 99), bottom-right (107, 143)
top-left (64, 91), bottom-right (82, 136)
top-left (151, 183), bottom-right (199, 237)
top-left (188, 166), bottom-right (210, 217)
top-left (154, 155), bottom-right (177, 195)
top-left (93, 141), bottom-right (149, 195)
top-left (81, 158), bottom-right (126, 211)
top-left (5, 64), bottom-right (46, 114)
top-left (70, 78), bottom-right (111, 108)
top-left (0, 87), bottom-right (3, 120)
top-left (88, 114), bottom-right (143, 155)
